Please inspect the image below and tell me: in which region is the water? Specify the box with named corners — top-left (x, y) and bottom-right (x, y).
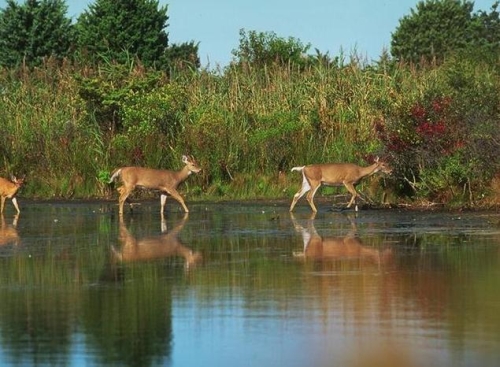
top-left (0, 200), bottom-right (499, 367)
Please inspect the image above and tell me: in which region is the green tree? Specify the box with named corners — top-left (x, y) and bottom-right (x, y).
top-left (231, 29), bottom-right (311, 68)
top-left (75, 0), bottom-right (169, 68)
top-left (0, 0), bottom-right (74, 67)
top-left (391, 0), bottom-right (500, 64)
top-left (468, 1), bottom-right (500, 60)
top-left (165, 41), bottom-right (200, 70)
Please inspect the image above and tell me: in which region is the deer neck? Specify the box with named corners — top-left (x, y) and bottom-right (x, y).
top-left (175, 244), bottom-right (200, 266)
top-left (174, 244), bottom-right (189, 257)
top-left (173, 166), bottom-right (192, 185)
top-left (359, 162), bottom-right (380, 178)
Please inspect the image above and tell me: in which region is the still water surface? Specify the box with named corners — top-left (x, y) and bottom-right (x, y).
top-left (0, 201), bottom-right (499, 367)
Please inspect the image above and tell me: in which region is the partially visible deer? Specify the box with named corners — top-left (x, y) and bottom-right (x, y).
top-left (291, 213), bottom-right (392, 266)
top-left (0, 176), bottom-right (25, 214)
top-left (289, 157), bottom-right (392, 212)
top-left (112, 214), bottom-right (202, 270)
top-left (0, 214), bottom-right (20, 246)
top-left (109, 155), bottom-right (201, 215)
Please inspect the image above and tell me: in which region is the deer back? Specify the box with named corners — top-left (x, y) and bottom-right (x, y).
top-left (120, 167), bottom-right (182, 189)
top-left (304, 163), bottom-right (375, 185)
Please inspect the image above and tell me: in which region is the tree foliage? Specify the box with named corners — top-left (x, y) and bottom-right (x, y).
top-left (164, 41), bottom-right (200, 70)
top-left (0, 0), bottom-right (74, 67)
top-left (391, 0), bottom-right (500, 64)
top-left (469, 1), bottom-right (500, 60)
top-left (232, 29), bottom-right (311, 68)
top-left (75, 0), bottom-right (169, 68)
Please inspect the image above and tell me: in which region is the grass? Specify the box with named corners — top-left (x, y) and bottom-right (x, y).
top-left (0, 56), bottom-right (499, 207)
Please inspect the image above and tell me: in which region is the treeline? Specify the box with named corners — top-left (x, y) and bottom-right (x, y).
top-left (0, 0), bottom-right (199, 70)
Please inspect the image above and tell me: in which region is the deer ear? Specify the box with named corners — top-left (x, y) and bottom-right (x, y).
top-left (182, 155), bottom-right (188, 163)
top-left (374, 156), bottom-right (380, 163)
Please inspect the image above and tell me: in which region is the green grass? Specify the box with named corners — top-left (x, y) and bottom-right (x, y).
top-left (0, 56), bottom-right (499, 207)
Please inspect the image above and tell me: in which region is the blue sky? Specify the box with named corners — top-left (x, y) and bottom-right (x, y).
top-left (0, 0), bottom-right (497, 67)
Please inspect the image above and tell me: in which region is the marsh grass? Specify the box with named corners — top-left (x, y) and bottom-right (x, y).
top-left (1, 56), bottom-right (499, 205)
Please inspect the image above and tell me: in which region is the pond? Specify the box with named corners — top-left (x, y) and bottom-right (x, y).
top-left (0, 200), bottom-right (499, 367)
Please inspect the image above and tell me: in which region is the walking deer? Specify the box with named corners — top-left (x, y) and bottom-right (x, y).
top-left (0, 176), bottom-right (25, 214)
top-left (112, 214), bottom-right (202, 270)
top-left (109, 155), bottom-right (201, 215)
top-left (289, 157), bottom-right (391, 212)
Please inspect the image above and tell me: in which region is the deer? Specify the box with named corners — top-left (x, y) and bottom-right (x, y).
top-left (112, 213), bottom-right (202, 270)
top-left (289, 157), bottom-right (392, 213)
top-left (109, 155), bottom-right (201, 215)
top-left (291, 213), bottom-right (393, 266)
top-left (0, 176), bottom-right (25, 214)
top-left (0, 214), bottom-right (20, 247)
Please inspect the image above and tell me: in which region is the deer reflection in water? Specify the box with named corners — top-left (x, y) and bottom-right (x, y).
top-left (291, 213), bottom-right (393, 268)
top-left (112, 213), bottom-right (202, 270)
top-left (0, 214), bottom-right (20, 247)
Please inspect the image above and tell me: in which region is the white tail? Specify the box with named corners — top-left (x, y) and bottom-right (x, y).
top-left (289, 157), bottom-right (391, 212)
top-left (109, 168), bottom-right (122, 184)
top-left (0, 176), bottom-right (25, 214)
top-left (110, 155), bottom-right (201, 215)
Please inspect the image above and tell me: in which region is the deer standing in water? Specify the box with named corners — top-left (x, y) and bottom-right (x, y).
top-left (109, 155), bottom-right (201, 215)
top-left (112, 214), bottom-right (202, 270)
top-left (0, 176), bottom-right (25, 214)
top-left (289, 157), bottom-right (391, 212)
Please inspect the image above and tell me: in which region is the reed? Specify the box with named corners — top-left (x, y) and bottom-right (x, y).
top-left (0, 54), bottom-right (498, 205)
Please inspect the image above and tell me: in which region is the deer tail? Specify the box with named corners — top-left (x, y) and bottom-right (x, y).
top-left (109, 168), bottom-right (122, 184)
top-left (291, 166), bottom-right (305, 172)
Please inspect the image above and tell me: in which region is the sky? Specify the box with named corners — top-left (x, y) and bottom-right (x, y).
top-left (0, 0), bottom-right (497, 67)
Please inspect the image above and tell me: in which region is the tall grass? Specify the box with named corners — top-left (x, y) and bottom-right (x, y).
top-left (1, 55), bottom-right (499, 205)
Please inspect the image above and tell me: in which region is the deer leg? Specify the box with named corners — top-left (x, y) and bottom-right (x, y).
top-left (12, 214), bottom-right (19, 227)
top-left (160, 213), bottom-right (167, 232)
top-left (160, 194), bottom-right (167, 214)
top-left (343, 182), bottom-right (358, 208)
top-left (0, 197), bottom-right (5, 213)
top-left (164, 188), bottom-right (189, 213)
top-left (289, 177), bottom-right (311, 212)
top-left (11, 197), bottom-right (20, 214)
top-left (118, 186), bottom-right (132, 215)
top-left (306, 182), bottom-right (321, 213)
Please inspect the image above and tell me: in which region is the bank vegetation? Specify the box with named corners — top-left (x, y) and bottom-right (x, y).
top-left (1, 54), bottom-right (500, 208)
